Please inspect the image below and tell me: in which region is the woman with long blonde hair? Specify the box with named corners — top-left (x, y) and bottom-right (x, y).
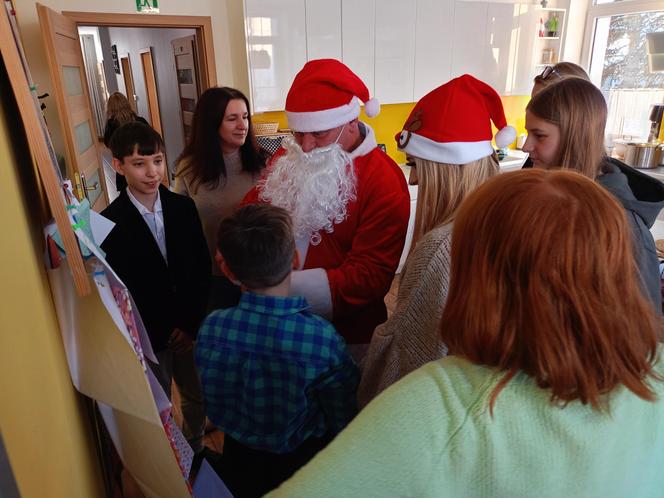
top-left (358, 74), bottom-right (514, 406)
top-left (523, 77), bottom-right (664, 310)
top-left (267, 169), bottom-right (664, 498)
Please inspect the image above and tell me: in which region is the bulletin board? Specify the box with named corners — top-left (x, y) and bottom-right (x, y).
top-left (0, 0), bottom-right (90, 296)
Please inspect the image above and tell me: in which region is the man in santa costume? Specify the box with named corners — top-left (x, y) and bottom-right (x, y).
top-left (244, 59), bottom-right (410, 360)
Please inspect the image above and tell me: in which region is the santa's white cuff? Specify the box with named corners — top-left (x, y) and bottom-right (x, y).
top-left (290, 268), bottom-right (332, 320)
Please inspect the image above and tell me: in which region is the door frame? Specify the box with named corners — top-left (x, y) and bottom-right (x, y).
top-left (61, 11), bottom-right (217, 89)
top-left (138, 46), bottom-right (169, 187)
top-left (138, 47), bottom-right (162, 137)
top-left (119, 53), bottom-right (137, 112)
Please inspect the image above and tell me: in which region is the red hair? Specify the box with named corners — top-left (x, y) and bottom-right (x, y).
top-left (442, 169), bottom-right (662, 411)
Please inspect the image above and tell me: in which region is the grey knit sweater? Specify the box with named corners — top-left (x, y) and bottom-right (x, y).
top-left (358, 223), bottom-right (452, 408)
top-left (174, 151), bottom-right (258, 275)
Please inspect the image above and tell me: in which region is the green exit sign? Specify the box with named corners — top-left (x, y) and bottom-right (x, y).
top-left (136, 0), bottom-right (159, 13)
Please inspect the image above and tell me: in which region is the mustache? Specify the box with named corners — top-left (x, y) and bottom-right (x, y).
top-left (282, 136), bottom-right (344, 161)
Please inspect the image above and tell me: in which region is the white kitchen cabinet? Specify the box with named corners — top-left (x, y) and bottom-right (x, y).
top-left (244, 0), bottom-right (547, 112)
top-left (244, 0), bottom-right (307, 112)
top-left (485, 3), bottom-right (520, 93)
top-left (451, 2), bottom-right (490, 81)
top-left (413, 0), bottom-right (454, 100)
top-left (508, 4), bottom-right (538, 96)
top-left (305, 0), bottom-right (342, 61)
top-left (342, 0), bottom-right (375, 96)
top-left (449, 1), bottom-right (551, 96)
top-left (375, 0), bottom-right (417, 104)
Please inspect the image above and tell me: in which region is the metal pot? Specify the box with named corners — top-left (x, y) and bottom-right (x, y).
top-left (622, 142), bottom-right (662, 169)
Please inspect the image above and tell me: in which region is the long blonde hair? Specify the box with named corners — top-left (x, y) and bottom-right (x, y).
top-left (411, 153), bottom-right (499, 252)
top-left (106, 92), bottom-right (136, 125)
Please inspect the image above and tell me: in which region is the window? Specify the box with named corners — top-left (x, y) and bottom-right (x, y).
top-left (585, 1), bottom-right (664, 141)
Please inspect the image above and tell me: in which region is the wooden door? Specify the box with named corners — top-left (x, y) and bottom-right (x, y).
top-left (171, 35), bottom-right (200, 144)
top-left (139, 48), bottom-right (162, 135)
top-left (120, 55), bottom-right (137, 113)
top-left (37, 4), bottom-right (107, 210)
top-left (139, 47), bottom-right (169, 187)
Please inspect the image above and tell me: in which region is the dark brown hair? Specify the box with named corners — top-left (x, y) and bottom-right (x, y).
top-left (176, 87), bottom-right (266, 193)
top-left (217, 204), bottom-right (295, 289)
top-left (527, 77), bottom-right (607, 179)
top-left (442, 169), bottom-right (662, 412)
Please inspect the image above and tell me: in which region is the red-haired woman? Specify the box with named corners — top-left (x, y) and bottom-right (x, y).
top-left (266, 169), bottom-right (664, 498)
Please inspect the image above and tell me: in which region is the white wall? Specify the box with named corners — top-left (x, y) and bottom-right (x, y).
top-left (108, 26), bottom-right (195, 174)
top-left (98, 27), bottom-right (119, 94)
top-left (12, 0), bottom-right (249, 175)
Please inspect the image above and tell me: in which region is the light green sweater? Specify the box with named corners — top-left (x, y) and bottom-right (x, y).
top-left (268, 351), bottom-right (664, 498)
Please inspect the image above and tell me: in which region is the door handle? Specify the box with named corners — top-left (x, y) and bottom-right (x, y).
top-left (80, 172), bottom-right (98, 202)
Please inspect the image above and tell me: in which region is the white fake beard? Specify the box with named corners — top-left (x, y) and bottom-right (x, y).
top-left (259, 136), bottom-right (357, 245)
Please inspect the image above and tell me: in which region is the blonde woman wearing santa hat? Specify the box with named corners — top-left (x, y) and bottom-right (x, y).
top-left (358, 74), bottom-right (515, 407)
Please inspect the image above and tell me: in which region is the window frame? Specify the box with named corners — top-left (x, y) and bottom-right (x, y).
top-left (581, 0), bottom-right (664, 70)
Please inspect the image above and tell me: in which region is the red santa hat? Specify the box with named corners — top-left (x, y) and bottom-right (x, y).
top-left (285, 59), bottom-right (380, 132)
top-left (396, 74), bottom-right (516, 164)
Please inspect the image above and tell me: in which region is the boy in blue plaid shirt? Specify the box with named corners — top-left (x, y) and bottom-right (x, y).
top-left (195, 204), bottom-right (359, 497)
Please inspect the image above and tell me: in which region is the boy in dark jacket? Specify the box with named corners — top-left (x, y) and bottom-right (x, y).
top-left (101, 122), bottom-right (211, 453)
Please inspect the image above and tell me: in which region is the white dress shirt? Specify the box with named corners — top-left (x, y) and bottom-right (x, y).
top-left (126, 188), bottom-right (168, 263)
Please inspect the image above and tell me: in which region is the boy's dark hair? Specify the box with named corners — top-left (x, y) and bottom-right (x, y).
top-left (217, 205), bottom-right (295, 289)
top-left (109, 121), bottom-right (164, 161)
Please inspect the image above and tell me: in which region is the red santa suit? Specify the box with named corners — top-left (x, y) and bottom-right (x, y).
top-left (244, 122), bottom-right (410, 344)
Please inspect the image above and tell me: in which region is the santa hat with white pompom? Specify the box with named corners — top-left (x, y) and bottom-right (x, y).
top-left (285, 59), bottom-right (380, 132)
top-left (396, 74), bottom-right (516, 164)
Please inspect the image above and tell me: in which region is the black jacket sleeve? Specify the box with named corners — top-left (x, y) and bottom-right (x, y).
top-left (175, 198), bottom-right (211, 340)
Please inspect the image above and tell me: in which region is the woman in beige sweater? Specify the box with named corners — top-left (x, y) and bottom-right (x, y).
top-left (174, 87), bottom-right (266, 310)
top-left (358, 75), bottom-right (515, 407)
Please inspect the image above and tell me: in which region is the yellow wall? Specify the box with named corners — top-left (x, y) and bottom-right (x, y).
top-left (0, 72), bottom-right (105, 496)
top-left (255, 95), bottom-right (531, 164)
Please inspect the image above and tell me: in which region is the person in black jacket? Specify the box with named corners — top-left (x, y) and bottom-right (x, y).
top-left (523, 77), bottom-right (664, 312)
top-left (101, 122), bottom-right (211, 453)
top-left (103, 92), bottom-right (149, 191)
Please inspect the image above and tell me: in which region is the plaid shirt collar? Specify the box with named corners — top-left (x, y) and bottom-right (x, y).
top-left (237, 292), bottom-right (310, 316)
